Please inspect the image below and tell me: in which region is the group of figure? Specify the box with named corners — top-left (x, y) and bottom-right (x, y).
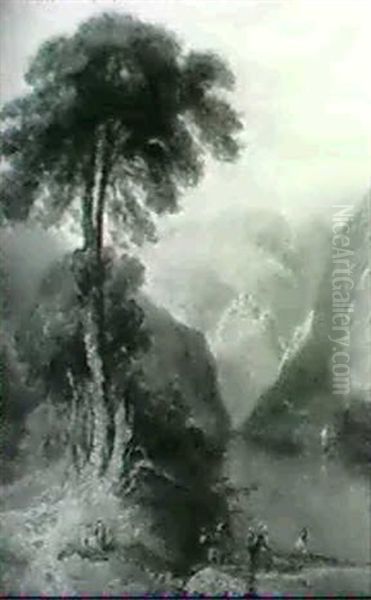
top-left (58, 518), bottom-right (115, 561)
top-left (82, 519), bottom-right (114, 553)
top-left (199, 519), bottom-right (310, 593)
top-left (246, 522), bottom-right (310, 592)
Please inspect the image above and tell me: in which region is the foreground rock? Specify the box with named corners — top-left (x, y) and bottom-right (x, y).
top-left (185, 565), bottom-right (371, 596)
top-left (186, 567), bottom-right (246, 595)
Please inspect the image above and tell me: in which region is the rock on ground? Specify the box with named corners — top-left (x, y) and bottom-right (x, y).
top-left (186, 567), bottom-right (247, 595)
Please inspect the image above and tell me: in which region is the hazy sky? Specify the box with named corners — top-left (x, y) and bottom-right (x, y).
top-left (1, 0), bottom-right (370, 215)
top-left (1, 0), bottom-right (370, 320)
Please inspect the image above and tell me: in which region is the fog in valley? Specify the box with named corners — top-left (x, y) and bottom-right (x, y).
top-left (1, 0), bottom-right (370, 595)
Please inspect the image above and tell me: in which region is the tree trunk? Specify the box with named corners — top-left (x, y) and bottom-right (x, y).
top-left (107, 402), bottom-right (131, 483)
top-left (67, 370), bottom-right (91, 473)
top-left (95, 126), bottom-right (115, 469)
top-left (82, 144), bottom-right (96, 251)
top-left (68, 122), bottom-right (134, 479)
top-left (76, 125), bottom-right (116, 477)
top-left (91, 124), bottom-right (116, 474)
top-left (82, 305), bottom-right (110, 475)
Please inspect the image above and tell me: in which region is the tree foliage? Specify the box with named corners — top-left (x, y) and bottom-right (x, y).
top-left (1, 11), bottom-right (242, 241)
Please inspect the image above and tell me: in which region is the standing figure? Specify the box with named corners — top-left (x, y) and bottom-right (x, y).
top-left (294, 526), bottom-right (309, 555)
top-left (213, 521), bottom-right (227, 565)
top-left (199, 526), bottom-right (215, 564)
top-left (247, 523), bottom-right (270, 593)
top-left (321, 424), bottom-right (337, 457)
top-left (320, 425), bottom-right (330, 454)
top-left (256, 522), bottom-right (272, 569)
top-left (320, 424), bottom-right (337, 474)
top-left (93, 519), bottom-right (113, 551)
top-left (199, 525), bottom-right (208, 548)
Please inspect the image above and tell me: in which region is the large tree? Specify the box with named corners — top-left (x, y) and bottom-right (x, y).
top-left (0, 12), bottom-right (242, 476)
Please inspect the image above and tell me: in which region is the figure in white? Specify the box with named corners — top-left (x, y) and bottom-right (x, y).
top-left (294, 526), bottom-right (309, 555)
top-left (320, 425), bottom-right (329, 453)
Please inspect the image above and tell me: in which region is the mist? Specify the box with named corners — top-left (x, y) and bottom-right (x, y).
top-left (0, 225), bottom-right (68, 330)
top-left (226, 436), bottom-right (371, 564)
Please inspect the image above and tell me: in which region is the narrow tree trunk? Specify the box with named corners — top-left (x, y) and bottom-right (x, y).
top-left (67, 370), bottom-right (88, 473)
top-left (82, 306), bottom-right (110, 475)
top-left (82, 144), bottom-right (96, 251)
top-left (75, 125), bottom-right (126, 478)
top-left (79, 125), bottom-right (116, 477)
top-left (91, 124), bottom-right (116, 474)
top-left (71, 138), bottom-right (109, 477)
top-left (107, 402), bottom-right (131, 483)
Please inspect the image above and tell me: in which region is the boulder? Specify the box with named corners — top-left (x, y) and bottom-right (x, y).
top-left (186, 566), bottom-right (247, 595)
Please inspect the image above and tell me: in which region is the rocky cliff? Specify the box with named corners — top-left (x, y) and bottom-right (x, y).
top-left (243, 196), bottom-right (371, 464)
top-left (0, 234), bottom-right (230, 582)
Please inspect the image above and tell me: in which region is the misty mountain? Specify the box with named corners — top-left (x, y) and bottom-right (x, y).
top-left (243, 196), bottom-right (371, 464)
top-left (145, 207), bottom-right (331, 427)
top-left (210, 291), bottom-right (285, 426)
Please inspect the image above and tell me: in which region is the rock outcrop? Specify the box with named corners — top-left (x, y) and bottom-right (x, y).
top-left (1, 241), bottom-right (230, 573)
top-left (244, 196), bottom-right (371, 464)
